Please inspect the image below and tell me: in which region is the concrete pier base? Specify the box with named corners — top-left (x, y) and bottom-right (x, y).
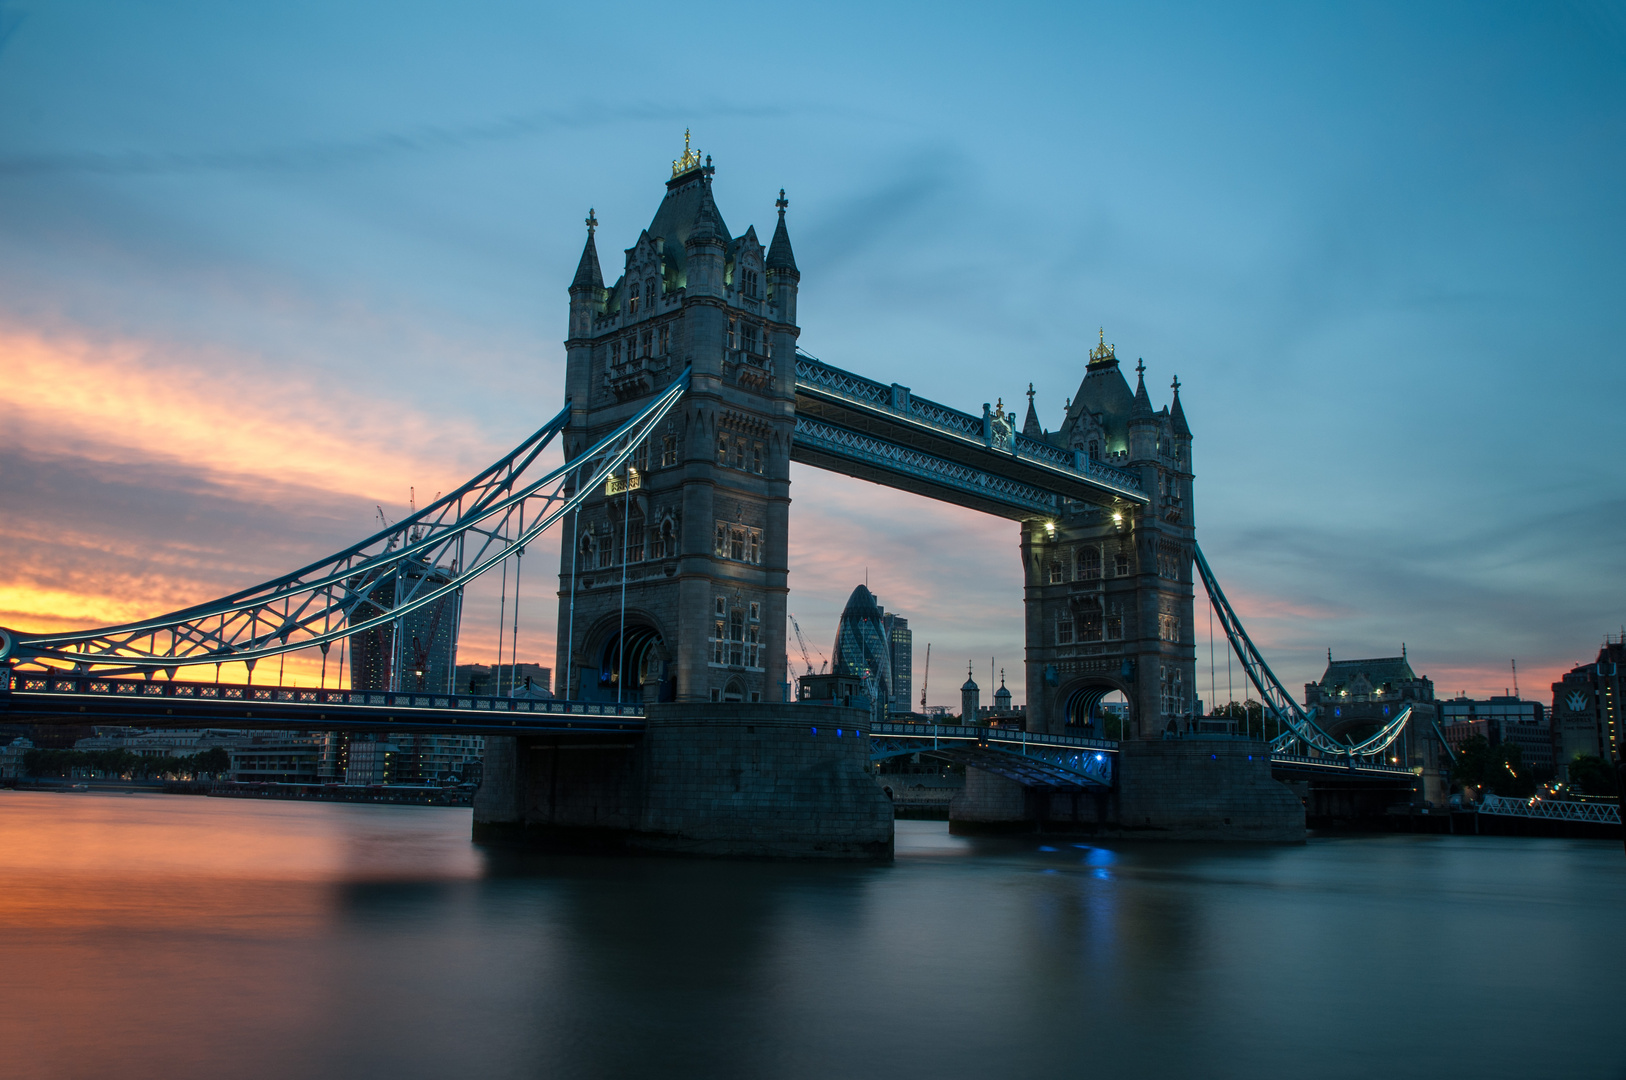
top-left (1116, 738), bottom-right (1304, 842)
top-left (946, 736), bottom-right (1305, 843)
top-left (473, 703), bottom-right (894, 860)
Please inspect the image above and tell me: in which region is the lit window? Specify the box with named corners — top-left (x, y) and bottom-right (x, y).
top-left (717, 434), bottom-right (729, 464)
top-left (628, 282), bottom-right (640, 316)
top-left (749, 602), bottom-right (760, 621)
top-left (661, 434), bottom-right (678, 467)
top-left (728, 317), bottom-right (739, 351)
top-left (1048, 561), bottom-right (1064, 584)
top-left (752, 442), bottom-right (764, 474)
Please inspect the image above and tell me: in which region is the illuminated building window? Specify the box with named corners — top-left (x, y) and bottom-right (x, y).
top-left (728, 317), bottom-right (739, 351)
top-left (717, 434), bottom-right (729, 464)
top-left (628, 282), bottom-right (641, 316)
top-left (1048, 560), bottom-right (1064, 584)
top-left (661, 434), bottom-right (678, 467)
top-left (752, 442), bottom-right (764, 474)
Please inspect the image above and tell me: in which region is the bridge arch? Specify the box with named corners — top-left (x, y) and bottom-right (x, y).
top-left (579, 610), bottom-right (670, 704)
top-left (1058, 675), bottom-right (1133, 736)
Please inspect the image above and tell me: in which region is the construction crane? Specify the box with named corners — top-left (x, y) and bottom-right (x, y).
top-left (789, 614), bottom-right (827, 676)
top-left (920, 642), bottom-right (930, 712)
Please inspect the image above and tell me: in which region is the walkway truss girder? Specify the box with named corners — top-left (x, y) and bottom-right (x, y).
top-left (0, 369), bottom-right (693, 677)
top-left (869, 723), bottom-right (1116, 789)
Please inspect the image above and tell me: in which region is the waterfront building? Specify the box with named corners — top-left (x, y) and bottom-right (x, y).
top-left (229, 736), bottom-right (323, 784)
top-left (0, 736), bottom-right (33, 779)
top-left (344, 736), bottom-right (400, 785)
top-left (1551, 637), bottom-right (1624, 774)
top-left (1439, 695), bottom-right (1552, 773)
top-left (74, 727), bottom-right (252, 757)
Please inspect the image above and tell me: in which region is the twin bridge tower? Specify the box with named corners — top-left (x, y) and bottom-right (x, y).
top-left (557, 145), bottom-right (1197, 740)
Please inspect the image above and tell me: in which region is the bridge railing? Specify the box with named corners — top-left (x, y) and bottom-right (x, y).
top-left (1478, 793), bottom-right (1621, 826)
top-left (868, 722), bottom-right (1119, 752)
top-left (3, 673), bottom-right (646, 718)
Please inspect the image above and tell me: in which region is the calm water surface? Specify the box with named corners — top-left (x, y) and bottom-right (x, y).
top-left (1, 790), bottom-right (1621, 1080)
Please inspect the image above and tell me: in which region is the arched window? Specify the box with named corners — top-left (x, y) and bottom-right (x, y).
top-left (1088, 440), bottom-right (1099, 461)
top-left (628, 281), bottom-right (641, 316)
top-left (646, 278), bottom-right (656, 304)
top-left (661, 434), bottom-right (678, 468)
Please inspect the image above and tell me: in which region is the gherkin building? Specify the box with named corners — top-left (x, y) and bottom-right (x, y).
top-left (832, 584), bottom-right (892, 709)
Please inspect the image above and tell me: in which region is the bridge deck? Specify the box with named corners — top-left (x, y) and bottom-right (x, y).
top-left (1, 675), bottom-right (644, 737)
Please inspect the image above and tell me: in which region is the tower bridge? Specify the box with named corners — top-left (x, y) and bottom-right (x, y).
top-left (0, 139), bottom-right (1432, 856)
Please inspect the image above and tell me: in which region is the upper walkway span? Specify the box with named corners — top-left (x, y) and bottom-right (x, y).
top-left (791, 353), bottom-right (1148, 520)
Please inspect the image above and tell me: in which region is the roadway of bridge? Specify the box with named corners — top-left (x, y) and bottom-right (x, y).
top-left (3, 675), bottom-right (1415, 782)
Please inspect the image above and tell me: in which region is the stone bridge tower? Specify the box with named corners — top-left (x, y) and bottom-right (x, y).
top-left (1019, 336), bottom-right (1197, 739)
top-left (557, 138), bottom-right (799, 705)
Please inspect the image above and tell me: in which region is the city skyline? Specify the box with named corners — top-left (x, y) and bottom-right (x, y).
top-left (2, 3), bottom-right (1623, 707)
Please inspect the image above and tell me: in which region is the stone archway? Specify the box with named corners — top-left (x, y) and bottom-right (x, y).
top-left (1058, 676), bottom-right (1133, 737)
top-left (580, 612), bottom-right (670, 703)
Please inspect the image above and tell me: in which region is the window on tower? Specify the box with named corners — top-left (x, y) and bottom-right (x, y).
top-left (1079, 546), bottom-right (1102, 581)
top-left (661, 434), bottom-right (678, 467)
top-left (728, 317), bottom-right (739, 351)
top-left (628, 282), bottom-right (641, 316)
top-left (1057, 612), bottom-right (1075, 645)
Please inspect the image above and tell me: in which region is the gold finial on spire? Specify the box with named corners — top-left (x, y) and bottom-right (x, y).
top-left (672, 128), bottom-right (703, 178)
top-left (1089, 327), bottom-right (1116, 363)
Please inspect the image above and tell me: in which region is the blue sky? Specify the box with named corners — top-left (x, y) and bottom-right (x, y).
top-left (1, 0), bottom-right (1622, 704)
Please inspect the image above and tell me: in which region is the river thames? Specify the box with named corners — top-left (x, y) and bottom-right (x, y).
top-left (0, 790), bottom-right (1620, 1080)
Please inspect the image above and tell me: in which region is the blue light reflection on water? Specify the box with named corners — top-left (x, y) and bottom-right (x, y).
top-left (0, 792), bottom-right (1622, 1080)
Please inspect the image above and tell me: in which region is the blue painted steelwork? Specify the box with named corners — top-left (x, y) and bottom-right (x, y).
top-left (1193, 542), bottom-right (1411, 762)
top-left (794, 417), bottom-right (1063, 518)
top-left (0, 369), bottom-right (692, 678)
top-left (793, 353), bottom-right (1148, 504)
top-left (868, 722), bottom-right (1116, 788)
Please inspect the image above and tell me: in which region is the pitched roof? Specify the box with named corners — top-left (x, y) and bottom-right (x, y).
top-left (1130, 366), bottom-right (1156, 422)
top-left (1318, 656), bottom-right (1419, 689)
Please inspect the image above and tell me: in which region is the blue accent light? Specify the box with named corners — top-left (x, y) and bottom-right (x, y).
top-left (811, 727), bottom-right (817, 736)
top-left (1211, 753), bottom-right (1218, 759)
top-left (837, 728), bottom-right (843, 737)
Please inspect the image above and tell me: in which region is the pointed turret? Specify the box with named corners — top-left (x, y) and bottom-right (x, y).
top-left (1022, 383), bottom-right (1042, 438)
top-left (767, 189), bottom-right (799, 275)
top-left (766, 188), bottom-right (801, 331)
top-left (1169, 375), bottom-right (1190, 437)
top-left (1130, 360), bottom-right (1155, 421)
top-left (572, 210), bottom-right (604, 293)
top-left (690, 181), bottom-right (723, 242)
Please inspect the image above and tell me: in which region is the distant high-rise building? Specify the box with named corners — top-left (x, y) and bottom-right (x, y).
top-left (832, 585), bottom-right (891, 713)
top-left (882, 612), bottom-right (912, 716)
top-left (348, 558), bottom-right (459, 693)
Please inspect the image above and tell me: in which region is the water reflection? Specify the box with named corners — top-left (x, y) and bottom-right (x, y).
top-left (1, 791), bottom-right (1622, 1080)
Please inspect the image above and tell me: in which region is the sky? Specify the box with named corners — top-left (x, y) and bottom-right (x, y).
top-left (1, 0), bottom-right (1623, 708)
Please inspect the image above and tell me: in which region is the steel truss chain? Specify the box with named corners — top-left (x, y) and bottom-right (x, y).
top-left (1192, 542), bottom-right (1411, 762)
top-left (1, 368), bottom-right (692, 676)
